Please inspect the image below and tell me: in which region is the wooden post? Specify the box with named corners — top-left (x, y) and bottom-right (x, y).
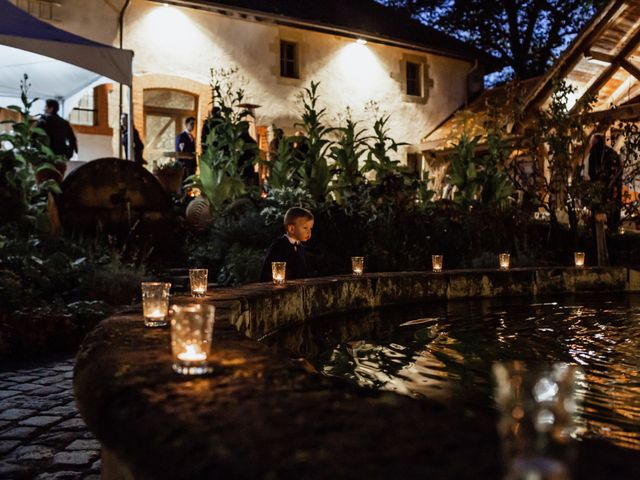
top-left (595, 213), bottom-right (609, 266)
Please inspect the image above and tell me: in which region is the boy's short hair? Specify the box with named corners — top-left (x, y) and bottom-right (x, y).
top-left (284, 207), bottom-right (314, 226)
top-left (185, 116), bottom-right (195, 125)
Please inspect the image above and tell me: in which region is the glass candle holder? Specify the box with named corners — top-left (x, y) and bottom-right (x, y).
top-left (499, 253), bottom-right (511, 271)
top-left (189, 268), bottom-right (208, 297)
top-left (272, 262), bottom-right (286, 285)
top-left (574, 252), bottom-right (585, 268)
top-left (351, 256), bottom-right (364, 276)
top-left (493, 361), bottom-right (582, 480)
top-left (170, 303), bottom-right (215, 375)
top-left (141, 282), bottom-right (171, 327)
top-left (432, 255), bottom-right (443, 273)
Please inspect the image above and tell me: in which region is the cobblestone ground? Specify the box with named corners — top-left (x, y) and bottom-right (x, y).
top-left (0, 356), bottom-right (100, 479)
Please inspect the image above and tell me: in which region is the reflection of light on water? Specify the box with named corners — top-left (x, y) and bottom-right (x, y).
top-left (265, 295), bottom-right (640, 451)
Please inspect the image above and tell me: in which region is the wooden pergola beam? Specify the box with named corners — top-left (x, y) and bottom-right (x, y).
top-left (585, 50), bottom-right (614, 64)
top-left (585, 102), bottom-right (640, 122)
top-left (524, 0), bottom-right (626, 111)
top-left (621, 59), bottom-right (640, 81)
top-left (572, 27), bottom-right (640, 110)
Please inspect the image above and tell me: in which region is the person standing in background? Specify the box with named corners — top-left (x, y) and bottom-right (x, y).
top-left (37, 99), bottom-right (77, 161)
top-left (175, 116), bottom-right (197, 178)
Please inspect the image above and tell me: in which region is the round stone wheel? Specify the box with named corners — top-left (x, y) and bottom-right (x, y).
top-left (58, 157), bottom-right (173, 234)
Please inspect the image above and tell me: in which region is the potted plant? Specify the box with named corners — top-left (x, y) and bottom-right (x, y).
top-left (153, 159), bottom-right (185, 194)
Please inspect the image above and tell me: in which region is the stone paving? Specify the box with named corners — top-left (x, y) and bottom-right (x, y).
top-left (0, 356), bottom-right (100, 479)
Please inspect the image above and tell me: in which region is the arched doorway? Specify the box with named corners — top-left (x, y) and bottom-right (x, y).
top-left (143, 88), bottom-right (198, 168)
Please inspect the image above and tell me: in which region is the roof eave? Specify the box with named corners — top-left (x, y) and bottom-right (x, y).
top-left (154, 0), bottom-right (496, 66)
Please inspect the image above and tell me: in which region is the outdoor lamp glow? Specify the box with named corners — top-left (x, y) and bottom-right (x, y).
top-left (574, 252), bottom-right (585, 268)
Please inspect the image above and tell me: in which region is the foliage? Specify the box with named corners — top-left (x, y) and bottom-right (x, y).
top-left (261, 187), bottom-right (318, 226)
top-left (446, 129), bottom-right (514, 208)
top-left (265, 135), bottom-right (298, 190)
top-left (195, 67), bottom-right (258, 211)
top-left (362, 106), bottom-right (406, 180)
top-left (0, 76), bottom-right (148, 357)
top-left (526, 80), bottom-right (595, 237)
top-left (383, 0), bottom-right (607, 81)
top-left (293, 81), bottom-right (334, 202)
top-left (329, 110), bottom-right (369, 205)
top-left (0, 231), bottom-right (145, 312)
top-left (618, 122), bottom-right (640, 222)
top-left (154, 158), bottom-right (183, 171)
top-left (0, 75), bottom-right (63, 229)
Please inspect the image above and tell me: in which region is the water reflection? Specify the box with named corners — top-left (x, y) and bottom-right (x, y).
top-left (263, 294), bottom-right (640, 451)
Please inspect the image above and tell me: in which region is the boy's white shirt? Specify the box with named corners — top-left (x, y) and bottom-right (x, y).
top-left (284, 234), bottom-right (300, 245)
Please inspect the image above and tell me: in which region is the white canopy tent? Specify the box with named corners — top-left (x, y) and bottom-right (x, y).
top-left (0, 0), bottom-right (133, 155)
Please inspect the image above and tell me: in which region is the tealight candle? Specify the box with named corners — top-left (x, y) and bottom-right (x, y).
top-left (499, 253), bottom-right (510, 271)
top-left (272, 262), bottom-right (286, 285)
top-left (177, 344), bottom-right (207, 362)
top-left (141, 282), bottom-right (171, 327)
top-left (189, 268), bottom-right (208, 297)
top-left (171, 303), bottom-right (215, 375)
top-left (432, 255), bottom-right (443, 273)
top-left (574, 252), bottom-right (585, 268)
top-left (351, 256), bottom-right (364, 276)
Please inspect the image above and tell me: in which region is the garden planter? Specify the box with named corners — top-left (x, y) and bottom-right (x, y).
top-left (154, 167), bottom-right (185, 194)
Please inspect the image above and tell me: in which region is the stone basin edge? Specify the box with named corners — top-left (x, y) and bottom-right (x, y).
top-left (73, 266), bottom-right (640, 480)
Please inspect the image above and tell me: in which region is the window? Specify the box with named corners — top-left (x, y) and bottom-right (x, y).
top-left (406, 61), bottom-right (422, 97)
top-left (69, 92), bottom-right (96, 126)
top-left (143, 89), bottom-right (198, 168)
top-left (69, 84), bottom-right (112, 136)
top-left (280, 40), bottom-right (299, 79)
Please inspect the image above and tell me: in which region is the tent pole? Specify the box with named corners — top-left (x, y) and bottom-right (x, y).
top-left (118, 0), bottom-right (132, 159)
top-left (128, 86), bottom-right (133, 162)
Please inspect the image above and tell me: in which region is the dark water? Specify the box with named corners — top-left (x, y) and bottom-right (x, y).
top-left (263, 294), bottom-right (640, 451)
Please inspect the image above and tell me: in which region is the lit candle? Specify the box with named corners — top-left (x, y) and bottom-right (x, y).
top-left (499, 253), bottom-right (510, 271)
top-left (141, 282), bottom-right (171, 327)
top-left (147, 308), bottom-right (165, 319)
top-left (574, 252), bottom-right (585, 268)
top-left (177, 344), bottom-right (207, 362)
top-left (189, 269), bottom-right (208, 298)
top-left (351, 256), bottom-right (364, 276)
top-left (432, 255), bottom-right (443, 273)
top-left (171, 303), bottom-right (215, 375)
top-left (272, 262), bottom-right (286, 285)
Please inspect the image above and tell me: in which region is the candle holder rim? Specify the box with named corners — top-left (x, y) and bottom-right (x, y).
top-left (141, 281), bottom-right (171, 287)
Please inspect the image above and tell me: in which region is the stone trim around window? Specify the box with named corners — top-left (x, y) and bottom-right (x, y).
top-left (398, 53), bottom-right (433, 105)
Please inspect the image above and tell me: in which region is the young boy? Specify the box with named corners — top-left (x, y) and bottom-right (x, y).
top-left (260, 207), bottom-right (314, 282)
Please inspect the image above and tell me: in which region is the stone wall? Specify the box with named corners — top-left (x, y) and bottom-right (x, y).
top-left (229, 267), bottom-right (635, 339)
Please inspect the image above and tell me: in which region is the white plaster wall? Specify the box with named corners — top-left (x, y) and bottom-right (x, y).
top-left (48, 0), bottom-right (474, 161)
